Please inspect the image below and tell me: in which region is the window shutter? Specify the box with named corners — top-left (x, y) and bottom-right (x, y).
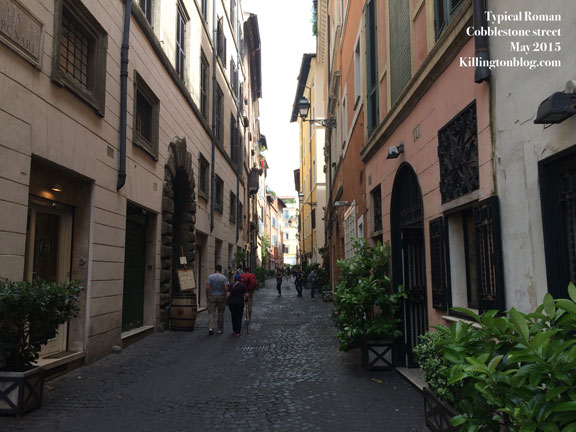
top-left (429, 217), bottom-right (451, 310)
top-left (434, 0), bottom-right (445, 40)
top-left (474, 196), bottom-right (505, 313)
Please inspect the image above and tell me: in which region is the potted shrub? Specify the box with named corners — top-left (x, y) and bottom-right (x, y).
top-left (0, 279), bottom-right (82, 416)
top-left (415, 283), bottom-right (576, 432)
top-left (332, 241), bottom-right (406, 370)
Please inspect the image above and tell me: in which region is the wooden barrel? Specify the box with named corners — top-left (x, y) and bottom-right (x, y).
top-left (170, 292), bottom-right (197, 331)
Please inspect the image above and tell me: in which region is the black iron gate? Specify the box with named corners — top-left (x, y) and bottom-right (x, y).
top-left (391, 164), bottom-right (428, 368)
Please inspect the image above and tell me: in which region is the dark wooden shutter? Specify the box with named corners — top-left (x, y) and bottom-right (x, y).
top-left (434, 0), bottom-right (445, 39)
top-left (429, 217), bottom-right (451, 310)
top-left (474, 196), bottom-right (505, 313)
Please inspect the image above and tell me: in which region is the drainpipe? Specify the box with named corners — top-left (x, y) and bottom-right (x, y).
top-left (210, 2), bottom-right (217, 232)
top-left (473, 0), bottom-right (490, 83)
top-left (117, 0), bottom-right (132, 191)
top-left (235, 3), bottom-right (241, 245)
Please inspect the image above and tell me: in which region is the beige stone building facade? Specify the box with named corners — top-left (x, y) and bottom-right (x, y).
top-left (0, 0), bottom-right (264, 371)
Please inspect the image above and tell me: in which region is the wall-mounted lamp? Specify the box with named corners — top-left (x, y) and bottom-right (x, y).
top-left (386, 143), bottom-right (404, 159)
top-left (534, 81), bottom-right (576, 125)
top-left (50, 184), bottom-right (63, 192)
top-left (296, 96), bottom-right (337, 129)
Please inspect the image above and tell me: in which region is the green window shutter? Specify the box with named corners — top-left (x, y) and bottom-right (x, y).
top-left (429, 217), bottom-right (451, 310)
top-left (389, 0), bottom-right (411, 106)
top-left (365, 0), bottom-right (379, 135)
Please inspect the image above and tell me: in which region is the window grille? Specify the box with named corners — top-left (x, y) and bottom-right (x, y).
top-left (198, 154), bottom-right (209, 198)
top-left (215, 177), bottom-right (224, 213)
top-left (438, 102), bottom-right (479, 203)
top-left (136, 91), bottom-right (152, 142)
top-left (229, 192), bottom-right (236, 223)
top-left (60, 12), bottom-right (89, 88)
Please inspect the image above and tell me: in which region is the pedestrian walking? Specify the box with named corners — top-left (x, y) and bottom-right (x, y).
top-left (241, 267), bottom-right (258, 322)
top-left (294, 267), bottom-right (303, 297)
top-left (227, 274), bottom-right (248, 336)
top-left (308, 268), bottom-right (317, 299)
top-left (206, 264), bottom-right (228, 335)
top-left (275, 267), bottom-right (283, 296)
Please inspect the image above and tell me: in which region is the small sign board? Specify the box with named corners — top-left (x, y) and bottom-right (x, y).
top-left (177, 269), bottom-right (196, 292)
top-left (0, 0), bottom-right (44, 68)
top-left (179, 256), bottom-right (187, 265)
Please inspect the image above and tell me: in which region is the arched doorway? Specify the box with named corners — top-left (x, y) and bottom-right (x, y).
top-left (160, 137), bottom-right (197, 328)
top-left (390, 164), bottom-right (428, 368)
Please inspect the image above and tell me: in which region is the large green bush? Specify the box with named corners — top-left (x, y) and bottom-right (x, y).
top-left (332, 241), bottom-right (405, 351)
top-left (0, 279), bottom-right (83, 372)
top-left (415, 283), bottom-right (576, 432)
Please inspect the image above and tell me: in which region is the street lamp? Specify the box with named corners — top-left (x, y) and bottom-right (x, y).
top-left (296, 96), bottom-right (337, 129)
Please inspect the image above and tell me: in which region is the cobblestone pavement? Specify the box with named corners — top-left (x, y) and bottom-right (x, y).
top-left (1, 278), bottom-right (428, 431)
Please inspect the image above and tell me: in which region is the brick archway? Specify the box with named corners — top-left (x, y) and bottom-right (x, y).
top-left (160, 137), bottom-right (196, 328)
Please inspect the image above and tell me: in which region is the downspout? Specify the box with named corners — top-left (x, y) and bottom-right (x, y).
top-left (473, 0), bottom-right (490, 83)
top-left (235, 3), bottom-right (241, 244)
top-left (210, 3), bottom-right (217, 232)
top-left (117, 0), bottom-right (132, 190)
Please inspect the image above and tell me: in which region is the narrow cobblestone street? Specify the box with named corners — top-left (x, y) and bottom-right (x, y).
top-left (1, 278), bottom-right (427, 431)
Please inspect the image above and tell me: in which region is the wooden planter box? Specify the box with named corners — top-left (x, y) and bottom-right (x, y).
top-left (423, 387), bottom-right (461, 432)
top-left (361, 340), bottom-right (394, 371)
top-left (0, 367), bottom-right (45, 416)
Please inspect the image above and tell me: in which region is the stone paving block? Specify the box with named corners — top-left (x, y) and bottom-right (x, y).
top-left (0, 278), bottom-right (428, 431)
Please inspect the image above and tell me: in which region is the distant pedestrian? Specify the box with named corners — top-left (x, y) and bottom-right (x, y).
top-left (241, 267), bottom-right (258, 321)
top-left (294, 267), bottom-right (303, 297)
top-left (206, 264), bottom-right (229, 335)
top-left (275, 267), bottom-right (283, 296)
top-left (308, 268), bottom-right (317, 299)
top-left (227, 274), bottom-right (248, 336)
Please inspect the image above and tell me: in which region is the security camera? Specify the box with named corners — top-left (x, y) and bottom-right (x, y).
top-left (386, 143), bottom-right (404, 159)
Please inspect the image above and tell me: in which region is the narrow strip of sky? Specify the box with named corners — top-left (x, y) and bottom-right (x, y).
top-left (243, 0), bottom-right (317, 197)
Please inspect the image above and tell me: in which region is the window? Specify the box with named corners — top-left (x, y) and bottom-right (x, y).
top-left (229, 192), bottom-right (236, 223)
top-left (372, 186), bottom-right (382, 232)
top-left (365, 0), bottom-right (379, 135)
top-left (230, 114), bottom-right (239, 164)
top-left (198, 153), bottom-right (209, 200)
top-left (354, 38), bottom-right (362, 106)
top-left (540, 149), bottom-right (576, 299)
top-left (215, 176), bottom-right (224, 213)
top-left (176, 1), bottom-right (188, 81)
top-left (217, 18), bottom-right (226, 66)
top-left (432, 197), bottom-right (505, 314)
top-left (344, 207), bottom-right (357, 259)
top-left (272, 217), bottom-right (278, 229)
top-left (285, 233), bottom-right (289, 240)
top-left (201, 0), bottom-right (208, 22)
top-left (52, 0), bottom-right (108, 116)
top-left (200, 51), bottom-right (209, 119)
top-left (434, 0), bottom-right (464, 39)
top-left (138, 0), bottom-right (152, 25)
top-left (311, 209), bottom-right (316, 230)
top-left (447, 210), bottom-right (478, 309)
top-left (271, 235), bottom-right (277, 247)
top-left (230, 59), bottom-right (238, 97)
top-left (133, 72), bottom-right (159, 159)
top-left (238, 202), bottom-right (243, 229)
top-left (229, 0), bottom-right (236, 34)
top-left (283, 209), bottom-right (290, 219)
top-left (215, 84), bottom-right (223, 144)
